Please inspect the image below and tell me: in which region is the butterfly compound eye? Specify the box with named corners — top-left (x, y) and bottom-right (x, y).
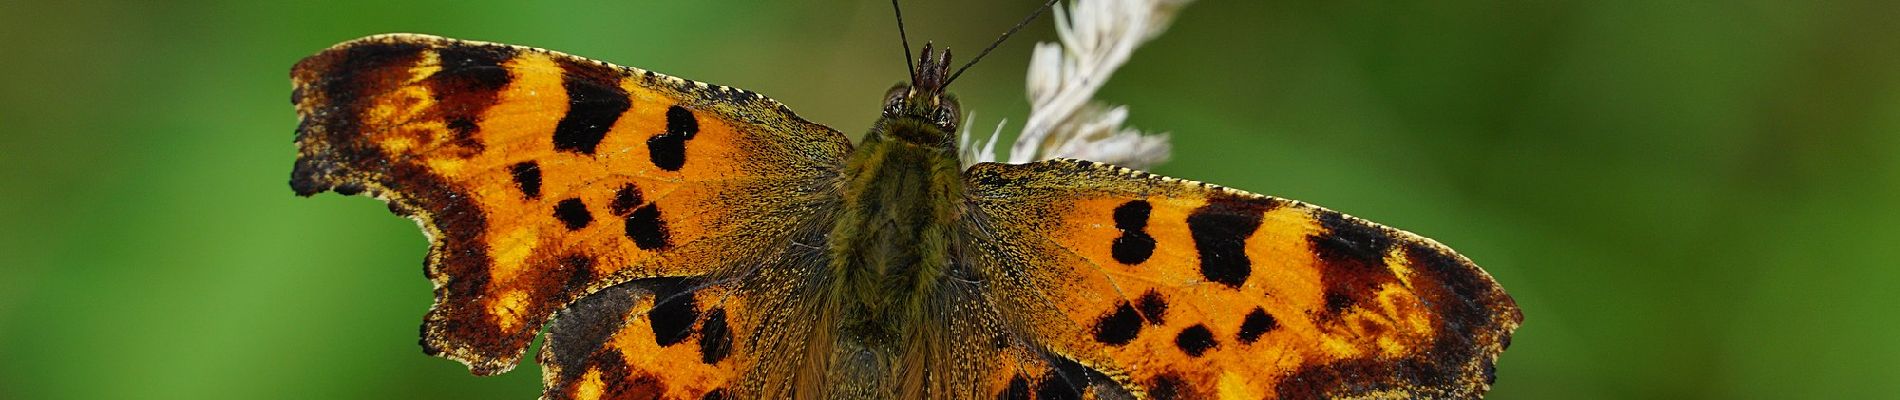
top-left (882, 84), bottom-right (911, 117)
top-left (935, 96), bottom-right (961, 132)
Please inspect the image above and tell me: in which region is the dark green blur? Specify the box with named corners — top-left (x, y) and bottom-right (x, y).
top-left (3, 1), bottom-right (1895, 398)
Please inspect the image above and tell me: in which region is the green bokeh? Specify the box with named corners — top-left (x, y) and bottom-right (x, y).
top-left (4, 1), bottom-right (1897, 398)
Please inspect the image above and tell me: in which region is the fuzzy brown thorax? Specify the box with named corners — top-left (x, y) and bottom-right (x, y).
top-left (817, 45), bottom-right (969, 397)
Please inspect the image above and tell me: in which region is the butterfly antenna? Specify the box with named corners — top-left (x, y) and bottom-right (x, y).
top-left (893, 0), bottom-right (916, 83)
top-left (945, 0), bottom-right (1061, 86)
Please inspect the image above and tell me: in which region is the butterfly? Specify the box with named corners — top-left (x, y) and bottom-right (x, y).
top-left (289, 10), bottom-right (1519, 400)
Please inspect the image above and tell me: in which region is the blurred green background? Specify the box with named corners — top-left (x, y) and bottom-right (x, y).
top-left (4, 0), bottom-right (1897, 398)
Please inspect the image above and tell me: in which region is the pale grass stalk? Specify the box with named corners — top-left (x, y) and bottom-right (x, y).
top-left (960, 0), bottom-right (1192, 168)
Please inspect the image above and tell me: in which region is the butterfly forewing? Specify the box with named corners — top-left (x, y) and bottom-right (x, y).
top-left (289, 34), bottom-right (851, 375)
top-left (961, 159), bottom-right (1521, 399)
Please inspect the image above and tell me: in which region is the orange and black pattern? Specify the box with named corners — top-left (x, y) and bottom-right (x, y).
top-left (290, 34), bottom-right (850, 380)
top-left (291, 34), bottom-right (1518, 399)
top-left (961, 160), bottom-right (1520, 399)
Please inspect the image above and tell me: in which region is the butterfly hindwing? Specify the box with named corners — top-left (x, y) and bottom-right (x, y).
top-left (289, 34), bottom-right (850, 375)
top-left (540, 278), bottom-right (746, 400)
top-left (962, 159), bottom-right (1522, 399)
top-left (539, 235), bottom-right (840, 400)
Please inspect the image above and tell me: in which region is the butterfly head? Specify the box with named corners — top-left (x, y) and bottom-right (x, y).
top-left (880, 42), bottom-right (962, 145)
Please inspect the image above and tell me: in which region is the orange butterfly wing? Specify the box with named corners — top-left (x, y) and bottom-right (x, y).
top-left (962, 159), bottom-right (1522, 399)
top-left (290, 34), bottom-right (850, 376)
top-left (535, 237), bottom-right (836, 400)
top-left (540, 278), bottom-right (746, 399)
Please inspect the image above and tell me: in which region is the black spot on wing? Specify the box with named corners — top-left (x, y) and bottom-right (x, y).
top-left (1113, 200), bottom-right (1151, 229)
top-left (1186, 196), bottom-right (1273, 288)
top-left (444, 117), bottom-right (479, 146)
top-left (647, 134), bottom-right (689, 171)
top-left (1174, 324), bottom-right (1218, 357)
top-left (1000, 374), bottom-right (1031, 400)
top-left (609, 184), bottom-right (643, 217)
top-left (1325, 292), bottom-right (1356, 312)
top-left (1113, 235), bottom-right (1157, 260)
top-left (426, 44), bottom-right (516, 151)
top-left (1237, 307), bottom-right (1278, 344)
top-left (431, 44), bottom-right (514, 93)
top-left (553, 198), bottom-right (592, 230)
top-left (667, 104), bottom-right (699, 138)
top-left (1111, 200), bottom-right (1156, 265)
top-left (647, 105), bottom-right (700, 171)
top-left (508, 162), bottom-right (541, 199)
top-left (701, 388), bottom-right (728, 400)
top-left (624, 203), bottom-right (670, 250)
top-left (1136, 290), bottom-right (1169, 326)
top-left (645, 279), bottom-right (699, 347)
top-left (551, 61), bottom-right (630, 155)
top-left (1091, 302), bottom-right (1144, 346)
top-left (698, 308), bottom-right (732, 364)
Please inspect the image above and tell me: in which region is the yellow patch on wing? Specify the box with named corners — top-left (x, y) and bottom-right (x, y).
top-left (491, 289), bottom-right (530, 332)
top-left (574, 369), bottom-right (604, 400)
top-left (1218, 370), bottom-right (1263, 400)
top-left (489, 226), bottom-right (539, 281)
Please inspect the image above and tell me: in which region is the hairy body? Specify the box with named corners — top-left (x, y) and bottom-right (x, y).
top-left (819, 49), bottom-right (975, 396)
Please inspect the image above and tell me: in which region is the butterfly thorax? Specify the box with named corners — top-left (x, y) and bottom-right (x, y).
top-left (816, 47), bottom-right (969, 396)
top-left (829, 118), bottom-right (963, 319)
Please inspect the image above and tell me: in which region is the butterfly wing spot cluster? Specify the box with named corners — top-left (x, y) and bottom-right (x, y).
top-left (1108, 200), bottom-right (1157, 265)
top-left (961, 160), bottom-right (1517, 399)
top-left (290, 34), bottom-right (1519, 399)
